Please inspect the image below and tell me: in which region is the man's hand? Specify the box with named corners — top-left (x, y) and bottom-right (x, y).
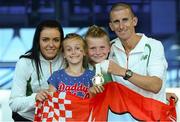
top-left (166, 92), bottom-right (178, 103)
top-left (88, 85), bottom-right (104, 98)
top-left (108, 60), bottom-right (125, 76)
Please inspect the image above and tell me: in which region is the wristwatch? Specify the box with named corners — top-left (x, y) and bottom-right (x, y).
top-left (123, 69), bottom-right (133, 80)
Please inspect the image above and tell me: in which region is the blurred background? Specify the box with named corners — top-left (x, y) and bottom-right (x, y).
top-left (0, 0), bottom-right (180, 121)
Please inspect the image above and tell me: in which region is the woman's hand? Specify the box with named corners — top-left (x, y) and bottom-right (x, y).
top-left (35, 89), bottom-right (49, 102)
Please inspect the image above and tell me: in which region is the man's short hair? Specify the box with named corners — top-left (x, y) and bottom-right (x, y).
top-left (109, 3), bottom-right (135, 20)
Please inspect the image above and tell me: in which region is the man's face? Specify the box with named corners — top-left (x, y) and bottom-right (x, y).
top-left (109, 8), bottom-right (137, 41)
top-left (87, 36), bottom-right (110, 65)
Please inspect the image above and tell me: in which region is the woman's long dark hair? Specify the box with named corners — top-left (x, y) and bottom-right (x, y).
top-left (20, 20), bottom-right (64, 81)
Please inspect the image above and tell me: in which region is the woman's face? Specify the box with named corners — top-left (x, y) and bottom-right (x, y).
top-left (40, 27), bottom-right (61, 60)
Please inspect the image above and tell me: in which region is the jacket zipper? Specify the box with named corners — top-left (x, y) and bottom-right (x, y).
top-left (126, 52), bottom-right (129, 69)
top-left (50, 62), bottom-right (52, 75)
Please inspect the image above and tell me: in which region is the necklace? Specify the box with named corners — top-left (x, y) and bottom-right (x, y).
top-left (66, 67), bottom-right (85, 76)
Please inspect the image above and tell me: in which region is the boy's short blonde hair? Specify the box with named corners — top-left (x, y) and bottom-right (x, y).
top-left (85, 25), bottom-right (110, 46)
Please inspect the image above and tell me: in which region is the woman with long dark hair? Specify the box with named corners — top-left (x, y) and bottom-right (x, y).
top-left (9, 20), bottom-right (65, 121)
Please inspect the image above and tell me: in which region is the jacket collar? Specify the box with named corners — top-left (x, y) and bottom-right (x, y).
top-left (39, 52), bottom-right (62, 63)
top-left (113, 33), bottom-right (148, 54)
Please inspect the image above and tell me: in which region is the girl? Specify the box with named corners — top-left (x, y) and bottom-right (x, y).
top-left (48, 33), bottom-right (94, 99)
